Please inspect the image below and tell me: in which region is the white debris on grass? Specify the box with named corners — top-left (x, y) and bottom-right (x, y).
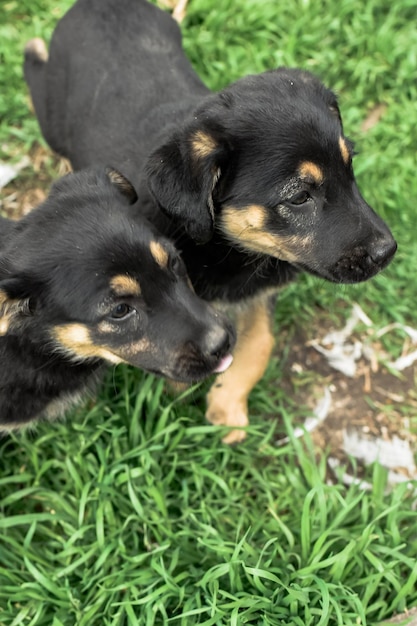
top-left (376, 323), bottom-right (417, 371)
top-left (277, 386), bottom-right (332, 445)
top-left (0, 157), bottom-right (31, 190)
top-left (308, 303), bottom-right (373, 377)
top-left (328, 454), bottom-right (417, 491)
top-left (309, 303), bottom-right (417, 376)
top-left (327, 457), bottom-right (373, 491)
top-left (343, 429), bottom-right (417, 477)
top-left (389, 350), bottom-right (417, 372)
top-left (288, 304), bottom-right (417, 489)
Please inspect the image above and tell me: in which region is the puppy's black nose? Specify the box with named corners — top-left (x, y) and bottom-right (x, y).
top-left (204, 325), bottom-right (232, 359)
top-left (369, 237), bottom-right (397, 267)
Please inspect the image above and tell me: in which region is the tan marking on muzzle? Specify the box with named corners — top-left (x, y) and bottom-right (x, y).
top-left (149, 241), bottom-right (169, 268)
top-left (298, 161), bottom-right (324, 185)
top-left (339, 137), bottom-right (350, 164)
top-left (110, 275), bottom-right (141, 297)
top-left (220, 205), bottom-right (311, 262)
top-left (122, 338), bottom-right (154, 357)
top-left (53, 323), bottom-right (124, 364)
top-left (191, 130), bottom-right (217, 159)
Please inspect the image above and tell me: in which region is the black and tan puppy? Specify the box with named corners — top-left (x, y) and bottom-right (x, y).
top-left (24, 0), bottom-right (396, 443)
top-left (0, 167), bottom-right (233, 431)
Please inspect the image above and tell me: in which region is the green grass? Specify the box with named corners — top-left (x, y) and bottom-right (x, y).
top-left (1, 0), bottom-right (417, 624)
top-left (1, 368), bottom-right (417, 625)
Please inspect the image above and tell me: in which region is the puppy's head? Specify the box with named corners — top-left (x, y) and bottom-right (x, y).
top-left (146, 68), bottom-right (396, 283)
top-left (0, 168), bottom-right (234, 382)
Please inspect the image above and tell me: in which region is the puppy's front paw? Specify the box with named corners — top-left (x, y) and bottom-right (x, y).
top-left (205, 393), bottom-right (248, 444)
top-left (221, 425), bottom-right (248, 445)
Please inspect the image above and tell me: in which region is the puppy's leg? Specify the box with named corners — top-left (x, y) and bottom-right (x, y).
top-left (23, 39), bottom-right (50, 144)
top-left (172, 0), bottom-right (189, 23)
top-left (206, 293), bottom-right (276, 444)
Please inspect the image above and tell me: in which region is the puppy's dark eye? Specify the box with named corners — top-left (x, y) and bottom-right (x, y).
top-left (169, 255), bottom-right (185, 275)
top-left (110, 303), bottom-right (133, 319)
top-left (289, 191), bottom-right (311, 206)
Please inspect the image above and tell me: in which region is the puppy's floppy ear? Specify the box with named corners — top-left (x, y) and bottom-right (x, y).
top-left (106, 168), bottom-right (138, 205)
top-left (145, 124), bottom-right (229, 244)
top-left (0, 276), bottom-right (35, 336)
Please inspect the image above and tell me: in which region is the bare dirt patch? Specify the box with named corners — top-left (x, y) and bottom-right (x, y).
top-left (276, 314), bottom-right (417, 483)
top-left (0, 144), bottom-right (70, 219)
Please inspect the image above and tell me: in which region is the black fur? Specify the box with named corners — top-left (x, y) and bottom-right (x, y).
top-left (22, 0), bottom-right (397, 441)
top-left (0, 168), bottom-right (234, 430)
top-left (23, 0), bottom-right (396, 306)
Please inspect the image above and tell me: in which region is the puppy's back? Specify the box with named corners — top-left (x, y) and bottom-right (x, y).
top-left (25, 0), bottom-right (207, 170)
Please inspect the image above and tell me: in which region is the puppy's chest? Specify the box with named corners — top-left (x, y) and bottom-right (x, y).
top-left (182, 242), bottom-right (297, 302)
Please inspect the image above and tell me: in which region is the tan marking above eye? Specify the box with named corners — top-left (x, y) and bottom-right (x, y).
top-left (52, 323), bottom-right (125, 364)
top-left (339, 137), bottom-right (350, 164)
top-left (110, 275), bottom-right (141, 297)
top-left (298, 161), bottom-right (324, 185)
top-left (97, 320), bottom-right (118, 334)
top-left (191, 130), bottom-right (217, 159)
top-left (149, 241), bottom-right (169, 268)
top-left (220, 204), bottom-right (312, 262)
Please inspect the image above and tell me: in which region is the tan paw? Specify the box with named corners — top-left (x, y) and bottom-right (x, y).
top-left (205, 398), bottom-right (248, 444)
top-left (222, 427), bottom-right (247, 445)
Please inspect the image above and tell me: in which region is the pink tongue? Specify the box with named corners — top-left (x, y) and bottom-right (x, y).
top-left (213, 353), bottom-right (233, 374)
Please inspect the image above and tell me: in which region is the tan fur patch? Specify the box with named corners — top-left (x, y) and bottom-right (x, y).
top-left (97, 320), bottom-right (118, 334)
top-left (122, 338), bottom-right (153, 357)
top-left (106, 168), bottom-right (136, 202)
top-left (298, 161), bottom-right (324, 185)
top-left (0, 290), bottom-right (31, 336)
top-left (149, 241), bottom-right (169, 268)
top-left (206, 294), bottom-right (276, 444)
top-left (0, 319), bottom-right (10, 335)
top-left (339, 137), bottom-right (350, 164)
top-left (53, 323), bottom-right (124, 364)
top-left (110, 275), bottom-right (141, 297)
top-left (0, 290), bottom-right (10, 335)
top-left (191, 130), bottom-right (217, 159)
top-left (25, 37), bottom-right (48, 62)
top-left (220, 205), bottom-right (309, 262)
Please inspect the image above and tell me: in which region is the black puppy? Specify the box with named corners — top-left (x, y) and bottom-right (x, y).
top-left (0, 167), bottom-right (233, 431)
top-left (24, 0), bottom-right (396, 443)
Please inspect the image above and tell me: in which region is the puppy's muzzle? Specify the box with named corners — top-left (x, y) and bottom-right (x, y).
top-left (367, 237), bottom-right (397, 268)
top-left (202, 324), bottom-right (235, 373)
top-left (175, 319), bottom-right (236, 382)
top-left (333, 234), bottom-right (397, 283)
